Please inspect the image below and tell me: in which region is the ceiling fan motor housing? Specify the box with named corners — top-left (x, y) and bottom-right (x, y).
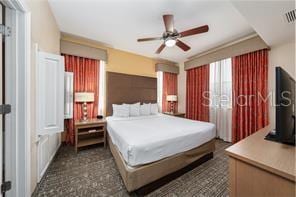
top-left (162, 30), bottom-right (180, 40)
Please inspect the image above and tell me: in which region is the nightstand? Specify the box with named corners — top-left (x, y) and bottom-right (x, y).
top-left (75, 119), bottom-right (106, 152)
top-left (163, 112), bottom-right (186, 118)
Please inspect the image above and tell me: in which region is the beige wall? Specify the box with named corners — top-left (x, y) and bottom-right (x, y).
top-left (268, 42), bottom-right (295, 129)
top-left (177, 41), bottom-right (296, 129)
top-left (107, 48), bottom-right (157, 78)
top-left (27, 0), bottom-right (61, 193)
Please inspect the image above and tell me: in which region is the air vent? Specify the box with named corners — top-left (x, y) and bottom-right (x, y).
top-left (285, 9), bottom-right (296, 23)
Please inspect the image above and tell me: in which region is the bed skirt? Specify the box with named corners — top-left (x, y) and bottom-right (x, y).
top-left (108, 135), bottom-right (215, 192)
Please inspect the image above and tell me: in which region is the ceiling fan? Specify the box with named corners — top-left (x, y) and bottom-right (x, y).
top-left (137, 14), bottom-right (209, 54)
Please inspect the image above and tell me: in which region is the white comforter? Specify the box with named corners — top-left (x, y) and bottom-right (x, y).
top-left (106, 114), bottom-right (215, 167)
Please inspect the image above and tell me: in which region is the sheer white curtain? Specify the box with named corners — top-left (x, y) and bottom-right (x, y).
top-left (209, 58), bottom-right (232, 142)
top-left (157, 71), bottom-right (163, 110)
top-left (98, 60), bottom-right (106, 115)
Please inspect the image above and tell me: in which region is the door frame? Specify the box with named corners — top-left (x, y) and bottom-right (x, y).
top-left (1, 0), bottom-right (31, 196)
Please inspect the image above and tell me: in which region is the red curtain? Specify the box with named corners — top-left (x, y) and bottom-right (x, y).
top-left (186, 64), bottom-right (210, 121)
top-left (162, 72), bottom-right (178, 112)
top-left (232, 49), bottom-right (269, 143)
top-left (64, 54), bottom-right (100, 145)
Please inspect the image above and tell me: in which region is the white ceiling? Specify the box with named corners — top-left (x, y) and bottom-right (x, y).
top-left (49, 0), bottom-right (256, 62)
top-left (231, 0), bottom-right (295, 47)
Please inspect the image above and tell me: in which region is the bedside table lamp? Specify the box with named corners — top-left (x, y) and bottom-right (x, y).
top-left (166, 95), bottom-right (177, 113)
top-left (75, 92), bottom-right (94, 121)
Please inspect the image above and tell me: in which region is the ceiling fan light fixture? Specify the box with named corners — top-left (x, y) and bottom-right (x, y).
top-left (137, 14), bottom-right (209, 54)
top-left (165, 38), bottom-right (176, 47)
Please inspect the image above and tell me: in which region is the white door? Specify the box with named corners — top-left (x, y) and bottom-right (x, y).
top-left (36, 51), bottom-right (65, 135)
top-left (0, 2), bottom-right (31, 196)
top-left (0, 3), bottom-right (13, 196)
top-left (0, 4), bottom-right (3, 197)
top-left (36, 51), bottom-right (64, 182)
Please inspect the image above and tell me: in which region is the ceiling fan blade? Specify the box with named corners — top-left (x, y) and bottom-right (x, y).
top-left (163, 15), bottom-right (174, 32)
top-left (155, 44), bottom-right (165, 54)
top-left (137, 37), bottom-right (162, 42)
top-left (176, 40), bottom-right (191, 51)
top-left (180, 25), bottom-right (209, 37)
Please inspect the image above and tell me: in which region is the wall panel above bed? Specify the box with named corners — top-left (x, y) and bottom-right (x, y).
top-left (106, 72), bottom-right (157, 116)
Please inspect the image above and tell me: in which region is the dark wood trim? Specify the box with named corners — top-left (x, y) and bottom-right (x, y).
top-left (133, 152), bottom-right (214, 196)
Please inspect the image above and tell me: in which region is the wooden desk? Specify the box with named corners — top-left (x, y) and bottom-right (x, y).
top-left (226, 126), bottom-right (295, 197)
top-left (75, 119), bottom-right (106, 152)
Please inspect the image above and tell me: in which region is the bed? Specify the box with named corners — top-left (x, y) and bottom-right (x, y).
top-left (106, 72), bottom-right (216, 193)
top-left (107, 114), bottom-right (215, 167)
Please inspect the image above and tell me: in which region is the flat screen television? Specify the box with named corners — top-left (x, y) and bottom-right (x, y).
top-left (273, 67), bottom-right (295, 145)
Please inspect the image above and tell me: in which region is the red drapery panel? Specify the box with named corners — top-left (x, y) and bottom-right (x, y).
top-left (64, 54), bottom-right (100, 145)
top-left (232, 49), bottom-right (269, 143)
top-left (186, 64), bottom-right (210, 121)
top-left (162, 72), bottom-right (178, 112)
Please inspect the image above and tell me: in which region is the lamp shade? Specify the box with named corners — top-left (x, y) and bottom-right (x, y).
top-left (166, 95), bottom-right (177, 102)
top-left (75, 92), bottom-right (94, 102)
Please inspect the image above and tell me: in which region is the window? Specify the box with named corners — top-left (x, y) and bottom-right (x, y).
top-left (209, 58), bottom-right (232, 142)
top-left (157, 71), bottom-right (163, 110)
top-left (98, 60), bottom-right (106, 115)
top-left (210, 58), bottom-right (232, 108)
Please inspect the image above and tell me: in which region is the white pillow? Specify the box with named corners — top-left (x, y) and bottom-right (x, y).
top-left (112, 104), bottom-right (129, 117)
top-left (140, 103), bottom-right (151, 116)
top-left (150, 103), bottom-right (159, 114)
top-left (129, 102), bottom-right (140, 116)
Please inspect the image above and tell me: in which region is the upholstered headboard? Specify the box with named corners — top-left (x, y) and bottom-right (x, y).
top-left (106, 72), bottom-right (157, 116)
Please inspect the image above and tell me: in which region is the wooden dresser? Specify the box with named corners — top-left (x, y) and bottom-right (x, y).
top-left (75, 119), bottom-right (106, 152)
top-left (226, 126), bottom-right (295, 197)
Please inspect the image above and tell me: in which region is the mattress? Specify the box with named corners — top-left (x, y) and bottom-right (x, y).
top-left (106, 114), bottom-right (215, 167)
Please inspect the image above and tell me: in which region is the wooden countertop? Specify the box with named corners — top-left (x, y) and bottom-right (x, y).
top-left (226, 126), bottom-right (296, 182)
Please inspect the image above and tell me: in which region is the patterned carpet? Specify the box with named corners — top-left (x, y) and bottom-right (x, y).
top-left (33, 140), bottom-right (231, 197)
